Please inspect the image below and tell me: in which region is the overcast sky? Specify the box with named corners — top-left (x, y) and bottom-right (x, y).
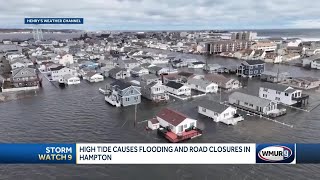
top-left (1, 0), bottom-right (320, 30)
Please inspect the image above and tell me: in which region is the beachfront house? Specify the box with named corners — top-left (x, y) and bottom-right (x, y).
top-left (140, 74), bottom-right (160, 85)
top-left (141, 81), bottom-right (169, 102)
top-left (237, 60), bottom-right (265, 78)
top-left (11, 67), bottom-right (40, 88)
top-left (130, 67), bottom-right (149, 77)
top-left (156, 108), bottom-right (197, 135)
top-left (187, 78), bottom-right (218, 93)
top-left (84, 72), bottom-right (104, 83)
top-left (10, 59), bottom-right (33, 70)
top-left (260, 71), bottom-right (290, 83)
top-left (50, 66), bottom-right (77, 81)
top-left (108, 67), bottom-right (129, 79)
top-left (59, 54), bottom-right (74, 66)
top-left (229, 92), bottom-right (281, 116)
top-left (165, 81), bottom-right (191, 96)
top-left (198, 100), bottom-right (243, 125)
top-left (60, 75), bottom-right (80, 85)
top-left (283, 77), bottom-right (320, 90)
top-left (118, 59), bottom-right (140, 70)
top-left (105, 80), bottom-right (141, 107)
top-left (259, 83), bottom-right (308, 106)
top-left (204, 74), bottom-right (240, 90)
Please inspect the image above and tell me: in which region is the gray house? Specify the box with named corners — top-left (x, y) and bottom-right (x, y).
top-left (11, 67), bottom-right (39, 88)
top-left (228, 92), bottom-right (284, 116)
top-left (105, 80), bottom-right (141, 107)
top-left (108, 67), bottom-right (129, 79)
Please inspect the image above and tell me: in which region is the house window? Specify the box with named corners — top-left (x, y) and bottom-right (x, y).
top-left (263, 88), bottom-right (268, 92)
top-left (275, 97), bottom-right (280, 101)
top-left (263, 94), bottom-right (267, 98)
top-left (183, 124), bottom-right (187, 128)
top-left (190, 122), bottom-right (195, 127)
top-left (244, 102), bottom-right (249, 105)
top-left (260, 69), bottom-right (263, 73)
top-left (131, 90), bottom-right (134, 94)
top-left (276, 91), bottom-right (281, 95)
top-left (202, 107), bottom-right (206, 112)
top-left (126, 98), bottom-right (130, 101)
top-left (285, 93), bottom-right (289, 96)
top-left (249, 104), bottom-right (253, 107)
top-left (254, 70), bottom-right (258, 74)
top-left (249, 66), bottom-right (253, 69)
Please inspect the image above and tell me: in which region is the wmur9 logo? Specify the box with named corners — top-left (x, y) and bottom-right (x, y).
top-left (256, 144), bottom-right (295, 163)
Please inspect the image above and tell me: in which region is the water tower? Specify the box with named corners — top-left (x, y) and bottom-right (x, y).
top-left (32, 25), bottom-right (44, 41)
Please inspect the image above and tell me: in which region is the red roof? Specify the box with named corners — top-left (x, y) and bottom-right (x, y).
top-left (157, 108), bottom-right (188, 126)
top-left (150, 118), bottom-right (159, 124)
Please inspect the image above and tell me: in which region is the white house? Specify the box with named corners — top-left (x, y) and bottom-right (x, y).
top-left (229, 92), bottom-right (282, 116)
top-left (198, 100), bottom-right (243, 125)
top-left (60, 74), bottom-right (80, 85)
top-left (130, 67), bottom-right (149, 77)
top-left (50, 66), bottom-right (77, 81)
top-left (59, 54), bottom-right (74, 66)
top-left (259, 83), bottom-right (302, 106)
top-left (84, 72), bottom-right (104, 83)
top-left (187, 78), bottom-right (218, 93)
top-left (311, 59), bottom-right (320, 69)
top-left (165, 81), bottom-right (191, 96)
top-left (10, 59), bottom-right (33, 69)
top-left (156, 108), bottom-right (197, 134)
top-left (147, 118), bottom-right (160, 130)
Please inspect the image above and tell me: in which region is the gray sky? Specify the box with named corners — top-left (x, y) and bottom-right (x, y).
top-left (1, 0), bottom-right (320, 30)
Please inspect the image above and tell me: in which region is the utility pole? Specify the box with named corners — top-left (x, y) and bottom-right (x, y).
top-left (134, 104), bottom-right (137, 128)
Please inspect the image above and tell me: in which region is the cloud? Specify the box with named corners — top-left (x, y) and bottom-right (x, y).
top-left (0, 0), bottom-right (320, 30)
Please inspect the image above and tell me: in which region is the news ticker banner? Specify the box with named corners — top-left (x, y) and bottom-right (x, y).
top-left (0, 143), bottom-right (319, 164)
top-left (24, 18), bottom-right (84, 24)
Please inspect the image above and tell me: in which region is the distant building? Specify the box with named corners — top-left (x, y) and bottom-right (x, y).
top-left (205, 40), bottom-right (250, 54)
top-left (231, 31), bottom-right (257, 41)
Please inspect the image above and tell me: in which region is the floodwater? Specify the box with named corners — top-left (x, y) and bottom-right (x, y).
top-left (1, 49), bottom-right (320, 179)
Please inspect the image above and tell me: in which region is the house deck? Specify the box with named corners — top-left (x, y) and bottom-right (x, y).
top-left (158, 128), bottom-right (202, 143)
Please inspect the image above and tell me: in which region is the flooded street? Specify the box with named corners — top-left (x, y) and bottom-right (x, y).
top-left (0, 49), bottom-right (320, 179)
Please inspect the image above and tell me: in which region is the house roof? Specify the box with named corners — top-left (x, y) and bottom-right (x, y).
top-left (85, 71), bottom-right (98, 78)
top-left (157, 108), bottom-right (189, 126)
top-left (199, 100), bottom-right (230, 114)
top-left (165, 81), bottom-right (184, 89)
top-left (109, 67), bottom-right (125, 74)
top-left (50, 65), bottom-right (65, 71)
top-left (111, 80), bottom-right (132, 90)
top-left (261, 82), bottom-right (291, 92)
top-left (150, 118), bottom-right (159, 124)
top-left (178, 71), bottom-right (194, 78)
top-left (188, 78), bottom-right (215, 88)
top-left (204, 74), bottom-right (233, 84)
top-left (148, 66), bottom-right (162, 71)
top-left (131, 66), bottom-right (144, 72)
top-left (12, 67), bottom-right (37, 78)
top-left (192, 61), bottom-right (205, 65)
top-left (140, 74), bottom-right (158, 80)
top-left (244, 60), bottom-right (265, 65)
top-left (229, 92), bottom-right (272, 107)
top-left (63, 74), bottom-right (78, 79)
top-left (262, 71), bottom-right (290, 77)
